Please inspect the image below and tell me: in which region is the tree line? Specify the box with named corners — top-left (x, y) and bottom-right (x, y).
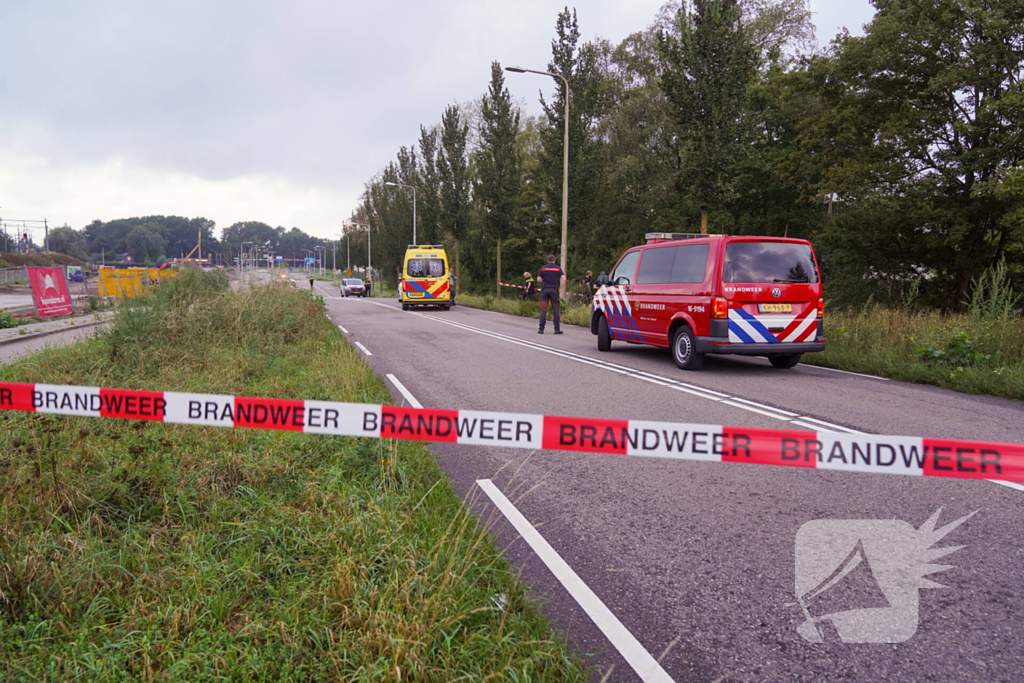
top-left (42, 217), bottom-right (332, 269)
top-left (351, 0), bottom-right (1023, 308)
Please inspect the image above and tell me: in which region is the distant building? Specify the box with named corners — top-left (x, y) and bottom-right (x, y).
top-left (116, 253), bottom-right (133, 263)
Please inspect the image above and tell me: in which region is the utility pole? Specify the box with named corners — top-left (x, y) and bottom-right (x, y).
top-left (44, 219), bottom-right (49, 254)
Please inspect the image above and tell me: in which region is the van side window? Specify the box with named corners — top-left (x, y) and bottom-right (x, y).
top-left (637, 247), bottom-right (676, 284)
top-left (635, 244), bottom-right (710, 285)
top-left (670, 244), bottom-right (709, 283)
top-left (611, 250), bottom-right (640, 285)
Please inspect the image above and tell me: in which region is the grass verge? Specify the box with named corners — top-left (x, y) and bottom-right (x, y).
top-left (0, 270), bottom-right (585, 681)
top-left (802, 307), bottom-right (1024, 400)
top-left (455, 293), bottom-right (1024, 400)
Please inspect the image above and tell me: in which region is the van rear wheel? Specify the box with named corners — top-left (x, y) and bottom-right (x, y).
top-left (769, 353), bottom-right (802, 369)
top-left (672, 326), bottom-right (705, 370)
top-left (597, 315), bottom-right (611, 352)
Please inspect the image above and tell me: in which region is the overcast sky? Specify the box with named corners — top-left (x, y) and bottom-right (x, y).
top-left (0, 0), bottom-right (876, 242)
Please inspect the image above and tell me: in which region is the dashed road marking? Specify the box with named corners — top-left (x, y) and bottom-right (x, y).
top-left (354, 341), bottom-right (372, 356)
top-left (338, 324), bottom-right (349, 334)
top-left (476, 479), bottom-right (676, 683)
top-left (386, 373), bottom-right (422, 409)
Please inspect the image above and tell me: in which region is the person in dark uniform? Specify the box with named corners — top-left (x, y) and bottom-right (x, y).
top-left (537, 254), bottom-right (565, 335)
top-left (309, 277), bottom-right (314, 290)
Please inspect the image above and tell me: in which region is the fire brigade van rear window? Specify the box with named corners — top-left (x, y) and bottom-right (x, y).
top-left (636, 244), bottom-right (710, 285)
top-left (723, 242), bottom-right (819, 284)
top-left (407, 259), bottom-right (446, 278)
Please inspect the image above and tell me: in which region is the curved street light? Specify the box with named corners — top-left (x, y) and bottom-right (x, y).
top-left (506, 65), bottom-right (570, 277)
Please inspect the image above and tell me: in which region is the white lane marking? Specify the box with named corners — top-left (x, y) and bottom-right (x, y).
top-left (801, 364), bottom-right (890, 381)
top-left (338, 324), bottom-right (349, 334)
top-left (386, 374), bottom-right (423, 409)
top-left (791, 420), bottom-right (833, 431)
top-left (359, 298), bottom-right (1021, 493)
top-left (355, 298), bottom-right (860, 433)
top-left (791, 415), bottom-right (866, 434)
top-left (719, 400), bottom-right (793, 421)
top-left (726, 396), bottom-right (799, 416)
top-left (476, 479), bottom-right (676, 683)
top-left (421, 312), bottom-right (824, 426)
top-left (354, 341), bottom-right (372, 356)
top-left (633, 371), bottom-right (730, 398)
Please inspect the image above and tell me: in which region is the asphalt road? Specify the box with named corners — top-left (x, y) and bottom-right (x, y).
top-left (316, 280), bottom-right (1024, 683)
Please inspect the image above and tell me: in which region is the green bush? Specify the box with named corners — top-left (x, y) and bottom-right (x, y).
top-left (914, 331), bottom-right (993, 367)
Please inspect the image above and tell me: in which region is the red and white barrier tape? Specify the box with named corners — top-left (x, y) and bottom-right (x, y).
top-left (499, 282), bottom-right (588, 299)
top-left (3, 381), bottom-right (1021, 483)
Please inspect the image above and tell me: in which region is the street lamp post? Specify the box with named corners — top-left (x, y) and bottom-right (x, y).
top-left (384, 182), bottom-right (417, 245)
top-left (315, 246), bottom-right (326, 276)
top-left (506, 65), bottom-right (570, 279)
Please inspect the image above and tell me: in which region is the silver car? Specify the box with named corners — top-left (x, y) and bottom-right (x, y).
top-left (341, 278), bottom-right (366, 297)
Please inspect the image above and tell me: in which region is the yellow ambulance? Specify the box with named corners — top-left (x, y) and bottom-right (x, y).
top-left (399, 245), bottom-right (452, 310)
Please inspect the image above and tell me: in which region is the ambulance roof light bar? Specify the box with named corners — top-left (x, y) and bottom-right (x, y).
top-left (644, 232), bottom-right (724, 244)
top-left (408, 245), bottom-right (446, 250)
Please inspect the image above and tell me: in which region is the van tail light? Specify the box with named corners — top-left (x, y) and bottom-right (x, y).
top-left (712, 296), bottom-right (728, 318)
top-left (817, 299), bottom-right (824, 318)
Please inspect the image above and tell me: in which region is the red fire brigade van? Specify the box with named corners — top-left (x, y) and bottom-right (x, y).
top-left (591, 233), bottom-right (825, 370)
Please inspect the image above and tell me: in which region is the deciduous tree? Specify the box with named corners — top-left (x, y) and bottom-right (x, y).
top-left (658, 0), bottom-right (757, 234)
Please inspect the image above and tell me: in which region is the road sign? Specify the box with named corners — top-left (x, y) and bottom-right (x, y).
top-left (276, 256), bottom-right (283, 261)
top-left (346, 269), bottom-right (352, 277)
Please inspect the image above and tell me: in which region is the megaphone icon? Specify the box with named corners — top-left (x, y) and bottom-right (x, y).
top-left (796, 539), bottom-right (891, 642)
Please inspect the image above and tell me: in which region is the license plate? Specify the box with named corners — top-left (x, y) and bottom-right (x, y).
top-left (758, 303), bottom-right (792, 313)
top-left (408, 292), bottom-right (424, 298)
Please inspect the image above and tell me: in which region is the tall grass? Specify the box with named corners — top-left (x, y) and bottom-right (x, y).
top-left (0, 271), bottom-right (585, 681)
top-left (805, 306), bottom-right (1024, 399)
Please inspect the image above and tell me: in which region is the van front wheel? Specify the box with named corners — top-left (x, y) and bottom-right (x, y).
top-left (672, 326), bottom-right (705, 370)
top-left (597, 315), bottom-right (611, 352)
top-left (769, 353), bottom-right (802, 369)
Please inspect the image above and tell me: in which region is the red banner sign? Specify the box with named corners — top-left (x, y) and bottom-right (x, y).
top-left (27, 266), bottom-right (74, 317)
